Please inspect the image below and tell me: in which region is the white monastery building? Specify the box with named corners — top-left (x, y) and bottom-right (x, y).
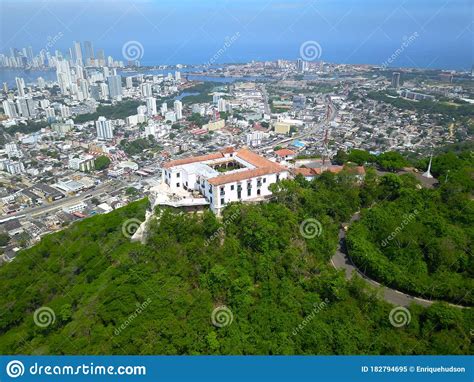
top-left (162, 148), bottom-right (289, 215)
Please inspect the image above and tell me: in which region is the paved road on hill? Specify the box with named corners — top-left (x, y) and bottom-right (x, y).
top-left (330, 212), bottom-right (467, 309)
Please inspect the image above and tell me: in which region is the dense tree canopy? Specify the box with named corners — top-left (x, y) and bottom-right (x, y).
top-left (347, 150), bottom-right (473, 305)
top-left (0, 160), bottom-right (472, 355)
top-left (94, 155), bottom-right (111, 171)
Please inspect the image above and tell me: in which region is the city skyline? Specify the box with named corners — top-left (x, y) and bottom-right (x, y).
top-left (0, 0), bottom-right (472, 70)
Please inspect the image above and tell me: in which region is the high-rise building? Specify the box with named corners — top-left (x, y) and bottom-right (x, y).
top-left (56, 58), bottom-right (72, 94)
top-left (175, 71), bottom-right (181, 81)
top-left (73, 41), bottom-right (83, 65)
top-left (297, 59), bottom-right (307, 73)
top-left (90, 85), bottom-right (100, 101)
top-left (99, 82), bottom-right (109, 100)
top-left (27, 46), bottom-right (34, 63)
top-left (126, 76), bottom-right (133, 89)
top-left (391, 72), bottom-right (401, 88)
top-left (107, 75), bottom-right (123, 99)
top-left (79, 79), bottom-right (89, 100)
top-left (140, 83), bottom-right (152, 97)
top-left (26, 98), bottom-right (36, 117)
top-left (174, 100), bottom-right (183, 120)
top-left (45, 107), bottom-right (55, 119)
top-left (2, 100), bottom-right (17, 118)
top-left (16, 98), bottom-right (30, 117)
top-left (96, 116), bottom-right (114, 140)
top-left (161, 102), bottom-right (168, 116)
top-left (37, 77), bottom-right (46, 89)
top-left (97, 49), bottom-right (105, 66)
top-left (146, 97), bottom-right (157, 116)
top-left (60, 104), bottom-right (71, 118)
top-left (15, 77), bottom-right (25, 96)
top-left (218, 98), bottom-right (227, 112)
top-left (84, 41), bottom-right (94, 64)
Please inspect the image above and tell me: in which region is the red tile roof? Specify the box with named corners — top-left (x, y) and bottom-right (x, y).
top-left (163, 152), bottom-right (224, 168)
top-left (163, 148), bottom-right (287, 185)
top-left (274, 148), bottom-right (296, 157)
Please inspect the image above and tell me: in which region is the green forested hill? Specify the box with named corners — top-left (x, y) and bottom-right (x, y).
top-left (0, 162), bottom-right (472, 355)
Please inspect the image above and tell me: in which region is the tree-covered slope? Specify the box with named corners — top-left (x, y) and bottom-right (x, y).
top-left (0, 170), bottom-right (472, 355)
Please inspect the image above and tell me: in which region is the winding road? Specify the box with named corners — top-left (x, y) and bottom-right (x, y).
top-left (330, 212), bottom-right (468, 309)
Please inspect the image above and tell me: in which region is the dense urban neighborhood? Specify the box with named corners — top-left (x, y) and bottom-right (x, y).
top-left (0, 37), bottom-right (473, 356)
top-left (1, 41), bottom-right (472, 261)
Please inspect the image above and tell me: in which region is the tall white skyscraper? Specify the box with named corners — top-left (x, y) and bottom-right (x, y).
top-left (15, 77), bottom-right (25, 97)
top-left (107, 75), bottom-right (123, 99)
top-left (126, 76), bottom-right (133, 89)
top-left (174, 100), bottom-right (183, 120)
top-left (16, 98), bottom-right (30, 117)
top-left (60, 104), bottom-right (71, 118)
top-left (56, 59), bottom-right (72, 94)
top-left (99, 83), bottom-right (109, 100)
top-left (218, 98), bottom-right (227, 112)
top-left (140, 83), bottom-right (152, 97)
top-left (2, 100), bottom-right (17, 118)
top-left (175, 71), bottom-right (181, 81)
top-left (96, 116), bottom-right (114, 140)
top-left (160, 102), bottom-right (168, 116)
top-left (84, 41), bottom-right (94, 64)
top-left (45, 107), bottom-right (55, 118)
top-left (73, 41), bottom-right (83, 65)
top-left (146, 97), bottom-right (157, 116)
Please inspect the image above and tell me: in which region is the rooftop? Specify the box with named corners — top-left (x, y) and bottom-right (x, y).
top-left (163, 148), bottom-right (287, 186)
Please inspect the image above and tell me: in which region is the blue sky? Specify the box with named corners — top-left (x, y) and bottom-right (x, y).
top-left (0, 0), bottom-right (472, 69)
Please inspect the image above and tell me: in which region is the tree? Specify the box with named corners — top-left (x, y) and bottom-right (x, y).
top-left (0, 233), bottom-right (10, 247)
top-left (333, 150), bottom-right (349, 165)
top-left (94, 155), bottom-right (111, 171)
top-left (348, 149), bottom-right (374, 165)
top-left (376, 151), bottom-right (408, 172)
